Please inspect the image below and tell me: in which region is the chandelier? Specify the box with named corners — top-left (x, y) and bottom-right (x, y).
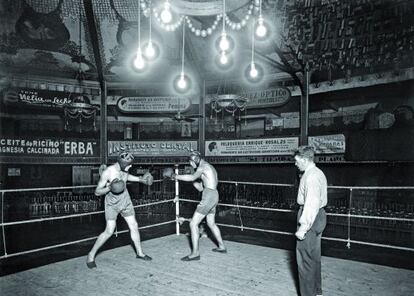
top-left (210, 94), bottom-right (249, 126)
top-left (64, 2), bottom-right (98, 133)
top-left (64, 95), bottom-right (98, 133)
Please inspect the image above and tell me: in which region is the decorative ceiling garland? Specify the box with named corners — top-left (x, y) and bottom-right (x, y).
top-left (185, 14), bottom-right (222, 38)
top-left (224, 3), bottom-right (256, 31)
top-left (141, 0), bottom-right (260, 34)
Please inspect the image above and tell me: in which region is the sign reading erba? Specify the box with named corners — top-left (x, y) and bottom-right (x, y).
top-left (0, 138), bottom-right (99, 157)
top-left (117, 96), bottom-right (192, 113)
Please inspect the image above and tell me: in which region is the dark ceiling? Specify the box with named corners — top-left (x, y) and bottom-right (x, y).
top-left (1, 0), bottom-right (413, 93)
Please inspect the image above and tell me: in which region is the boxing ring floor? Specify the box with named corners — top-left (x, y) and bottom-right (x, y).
top-left (1, 234), bottom-right (413, 296)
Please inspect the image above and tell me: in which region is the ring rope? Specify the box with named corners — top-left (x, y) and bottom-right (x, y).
top-left (0, 199), bottom-right (174, 227)
top-left (216, 223), bottom-right (414, 252)
top-left (0, 180), bottom-right (164, 195)
top-left (0, 220), bottom-right (175, 259)
top-left (179, 199), bottom-right (414, 222)
top-left (219, 180), bottom-right (295, 187)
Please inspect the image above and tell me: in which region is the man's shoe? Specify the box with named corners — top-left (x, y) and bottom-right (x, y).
top-left (86, 261), bottom-right (97, 269)
top-left (136, 254), bottom-right (152, 261)
top-left (181, 255), bottom-right (200, 261)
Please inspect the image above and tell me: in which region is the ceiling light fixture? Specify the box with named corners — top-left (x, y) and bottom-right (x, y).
top-left (144, 0), bottom-right (159, 60)
top-left (217, 0), bottom-right (234, 53)
top-left (133, 1), bottom-right (145, 71)
top-left (255, 0), bottom-right (269, 40)
top-left (174, 23), bottom-right (191, 93)
top-left (245, 19), bottom-right (263, 83)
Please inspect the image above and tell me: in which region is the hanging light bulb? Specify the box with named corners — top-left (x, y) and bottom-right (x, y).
top-left (249, 62), bottom-right (258, 78)
top-left (245, 62), bottom-right (264, 83)
top-left (215, 51), bottom-right (233, 70)
top-left (133, 3), bottom-right (145, 71)
top-left (219, 51), bottom-right (228, 65)
top-left (177, 72), bottom-right (187, 89)
top-left (244, 18), bottom-right (263, 83)
top-left (219, 32), bottom-right (230, 51)
top-left (145, 40), bottom-right (155, 58)
top-left (255, 0), bottom-right (269, 40)
top-left (255, 16), bottom-right (268, 38)
top-left (215, 0), bottom-right (234, 53)
top-left (160, 0), bottom-right (172, 24)
top-left (173, 23), bottom-right (191, 93)
top-left (174, 72), bottom-right (192, 93)
top-left (134, 47), bottom-right (145, 70)
top-left (143, 0), bottom-right (159, 61)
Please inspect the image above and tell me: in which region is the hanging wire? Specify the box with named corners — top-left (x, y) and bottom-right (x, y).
top-left (222, 0), bottom-right (226, 32)
top-left (137, 0), bottom-right (141, 47)
top-left (251, 17), bottom-right (255, 63)
top-left (181, 21), bottom-right (185, 74)
top-left (148, 0), bottom-right (152, 41)
top-left (259, 0), bottom-right (262, 16)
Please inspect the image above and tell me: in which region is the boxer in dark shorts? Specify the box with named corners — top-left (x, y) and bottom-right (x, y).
top-left (171, 151), bottom-right (227, 261)
top-left (105, 189), bottom-right (135, 221)
top-left (196, 188), bottom-right (219, 215)
top-left (86, 152), bottom-right (154, 268)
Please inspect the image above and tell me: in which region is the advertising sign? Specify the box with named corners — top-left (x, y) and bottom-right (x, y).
top-left (309, 134), bottom-right (346, 154)
top-left (241, 87), bottom-right (291, 108)
top-left (117, 96), bottom-right (192, 113)
top-left (3, 88), bottom-right (74, 108)
top-left (108, 141), bottom-right (198, 157)
top-left (205, 137), bottom-right (299, 157)
top-left (0, 138), bottom-right (99, 157)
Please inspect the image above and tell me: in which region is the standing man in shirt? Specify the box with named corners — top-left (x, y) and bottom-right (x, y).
top-left (294, 146), bottom-right (328, 296)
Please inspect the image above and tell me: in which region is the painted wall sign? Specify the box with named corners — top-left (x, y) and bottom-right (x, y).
top-left (308, 134), bottom-right (346, 154)
top-left (241, 87), bottom-right (291, 108)
top-left (0, 138), bottom-right (99, 157)
top-left (206, 87), bottom-right (291, 108)
top-left (108, 141), bottom-right (198, 157)
top-left (205, 137), bottom-right (299, 157)
top-left (3, 88), bottom-right (74, 108)
top-left (117, 96), bottom-right (192, 113)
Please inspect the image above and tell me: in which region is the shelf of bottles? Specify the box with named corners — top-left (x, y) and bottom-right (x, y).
top-left (1, 189), bottom-right (177, 224)
top-left (178, 182), bottom-right (414, 247)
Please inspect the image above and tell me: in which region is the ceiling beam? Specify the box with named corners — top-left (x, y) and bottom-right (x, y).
top-left (83, 0), bottom-right (105, 88)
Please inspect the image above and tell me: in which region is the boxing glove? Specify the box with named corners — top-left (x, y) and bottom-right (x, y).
top-left (162, 167), bottom-right (175, 180)
top-left (110, 178), bottom-right (125, 194)
top-left (142, 172), bottom-right (154, 186)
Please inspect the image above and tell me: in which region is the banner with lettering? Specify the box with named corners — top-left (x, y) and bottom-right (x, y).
top-left (0, 138), bottom-right (99, 157)
top-left (206, 87), bottom-right (291, 108)
top-left (117, 96), bottom-right (192, 113)
top-left (308, 134), bottom-right (346, 154)
top-left (108, 141), bottom-right (198, 157)
top-left (3, 88), bottom-right (75, 108)
top-left (241, 87), bottom-right (291, 108)
top-left (205, 137), bottom-right (299, 157)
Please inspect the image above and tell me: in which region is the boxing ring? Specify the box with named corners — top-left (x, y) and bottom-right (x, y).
top-left (0, 178), bottom-right (413, 260)
top-left (0, 178), bottom-right (413, 295)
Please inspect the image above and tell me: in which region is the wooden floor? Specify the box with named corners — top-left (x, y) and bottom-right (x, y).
top-left (1, 234), bottom-right (413, 296)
